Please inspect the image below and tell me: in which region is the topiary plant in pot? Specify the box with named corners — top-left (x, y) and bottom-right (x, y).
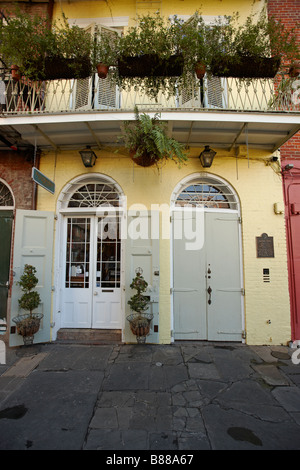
top-left (12, 264), bottom-right (43, 346)
top-left (127, 270), bottom-right (153, 344)
top-left (120, 107), bottom-right (188, 167)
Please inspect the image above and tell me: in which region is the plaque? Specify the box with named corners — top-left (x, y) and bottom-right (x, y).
top-left (256, 233), bottom-right (274, 258)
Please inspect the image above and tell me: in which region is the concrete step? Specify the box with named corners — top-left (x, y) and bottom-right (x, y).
top-left (56, 328), bottom-right (122, 345)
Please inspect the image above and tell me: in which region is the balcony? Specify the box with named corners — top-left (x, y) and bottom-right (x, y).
top-left (1, 72), bottom-right (299, 115)
top-left (0, 71), bottom-right (299, 153)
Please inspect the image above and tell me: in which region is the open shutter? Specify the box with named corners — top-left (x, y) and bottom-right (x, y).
top-left (71, 24), bottom-right (120, 111)
top-left (94, 25), bottom-right (120, 109)
top-left (10, 210), bottom-right (54, 346)
top-left (203, 76), bottom-right (227, 108)
top-left (70, 24), bottom-right (96, 111)
top-left (125, 210), bottom-right (159, 343)
top-left (0, 211), bottom-right (13, 324)
top-left (178, 75), bottom-right (227, 109)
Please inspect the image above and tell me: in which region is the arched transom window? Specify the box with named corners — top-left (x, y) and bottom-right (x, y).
top-left (0, 181), bottom-right (14, 207)
top-left (67, 182), bottom-right (120, 208)
top-left (175, 177), bottom-right (238, 210)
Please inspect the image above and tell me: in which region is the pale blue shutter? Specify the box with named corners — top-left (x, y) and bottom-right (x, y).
top-left (10, 210), bottom-right (54, 346)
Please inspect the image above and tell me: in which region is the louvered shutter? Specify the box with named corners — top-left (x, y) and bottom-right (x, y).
top-left (94, 25), bottom-right (120, 109)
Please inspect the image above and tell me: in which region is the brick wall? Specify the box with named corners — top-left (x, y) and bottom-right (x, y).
top-left (0, 1), bottom-right (53, 18)
top-left (0, 151), bottom-right (34, 209)
top-left (268, 0), bottom-right (300, 161)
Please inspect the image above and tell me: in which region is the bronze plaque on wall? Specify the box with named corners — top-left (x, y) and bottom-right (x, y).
top-left (256, 233), bottom-right (274, 258)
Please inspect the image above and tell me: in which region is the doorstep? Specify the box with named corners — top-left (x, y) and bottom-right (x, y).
top-left (55, 328), bottom-right (122, 345)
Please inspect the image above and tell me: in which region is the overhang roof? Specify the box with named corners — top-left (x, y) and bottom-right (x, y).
top-left (0, 111), bottom-right (299, 154)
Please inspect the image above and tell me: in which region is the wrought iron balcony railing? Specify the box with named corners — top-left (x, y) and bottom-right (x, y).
top-left (0, 71), bottom-right (299, 115)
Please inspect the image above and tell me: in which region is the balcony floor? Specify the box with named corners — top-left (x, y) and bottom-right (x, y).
top-left (0, 109), bottom-right (299, 154)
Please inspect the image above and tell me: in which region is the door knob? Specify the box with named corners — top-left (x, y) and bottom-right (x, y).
top-left (207, 286), bottom-right (212, 305)
top-left (93, 291), bottom-right (98, 296)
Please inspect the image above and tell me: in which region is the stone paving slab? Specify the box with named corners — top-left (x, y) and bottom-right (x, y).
top-left (0, 342), bottom-right (300, 450)
top-left (2, 353), bottom-right (48, 377)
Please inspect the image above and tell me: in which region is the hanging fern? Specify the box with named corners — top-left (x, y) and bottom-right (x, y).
top-left (120, 107), bottom-right (188, 167)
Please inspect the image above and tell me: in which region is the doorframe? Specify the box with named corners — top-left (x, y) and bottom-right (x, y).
top-left (170, 172), bottom-right (245, 343)
top-left (0, 179), bottom-right (15, 332)
top-left (52, 173), bottom-right (126, 341)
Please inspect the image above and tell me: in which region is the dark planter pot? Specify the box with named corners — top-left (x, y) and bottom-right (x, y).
top-left (118, 54), bottom-right (184, 78)
top-left (130, 150), bottom-right (160, 167)
top-left (43, 56), bottom-right (92, 80)
top-left (12, 313), bottom-right (43, 345)
top-left (25, 56), bottom-right (92, 81)
top-left (211, 55), bottom-right (280, 79)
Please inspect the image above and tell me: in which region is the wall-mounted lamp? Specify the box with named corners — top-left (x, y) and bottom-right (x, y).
top-left (199, 145), bottom-right (217, 168)
top-left (79, 146), bottom-right (98, 167)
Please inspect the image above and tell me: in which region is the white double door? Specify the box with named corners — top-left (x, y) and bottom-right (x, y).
top-left (173, 210), bottom-right (243, 341)
top-left (61, 214), bottom-right (122, 329)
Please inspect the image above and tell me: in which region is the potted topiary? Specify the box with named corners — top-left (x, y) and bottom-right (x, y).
top-left (12, 264), bottom-right (43, 346)
top-left (127, 270), bottom-right (153, 344)
top-left (119, 107), bottom-right (188, 167)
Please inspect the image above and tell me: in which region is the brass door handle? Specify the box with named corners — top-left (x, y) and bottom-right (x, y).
top-left (207, 286), bottom-right (212, 304)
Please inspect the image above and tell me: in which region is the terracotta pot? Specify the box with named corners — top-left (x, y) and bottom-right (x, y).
top-left (289, 62), bottom-right (300, 78)
top-left (195, 62), bottom-right (206, 79)
top-left (11, 65), bottom-right (21, 81)
top-left (96, 63), bottom-right (109, 79)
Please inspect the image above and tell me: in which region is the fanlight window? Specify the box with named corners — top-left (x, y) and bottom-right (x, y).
top-left (175, 182), bottom-right (237, 210)
top-left (67, 183), bottom-right (120, 208)
top-left (0, 182), bottom-right (14, 207)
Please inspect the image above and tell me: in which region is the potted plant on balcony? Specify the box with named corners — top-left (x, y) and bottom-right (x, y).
top-left (119, 107), bottom-right (188, 167)
top-left (210, 9), bottom-right (299, 79)
top-left (127, 270), bottom-right (153, 344)
top-left (12, 264), bottom-right (43, 346)
top-left (0, 9), bottom-right (93, 81)
top-left (44, 14), bottom-right (93, 80)
top-left (96, 12), bottom-right (212, 99)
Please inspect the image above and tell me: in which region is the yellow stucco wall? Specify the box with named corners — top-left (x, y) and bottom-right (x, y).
top-left (37, 147), bottom-right (291, 345)
top-left (36, 0), bottom-right (291, 345)
top-left (53, 0), bottom-right (263, 23)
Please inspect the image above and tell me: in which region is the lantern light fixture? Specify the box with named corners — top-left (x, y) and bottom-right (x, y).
top-left (79, 146), bottom-right (98, 167)
top-left (199, 145), bottom-right (217, 168)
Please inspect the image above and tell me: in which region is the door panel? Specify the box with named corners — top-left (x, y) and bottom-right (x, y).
top-left (61, 215), bottom-right (122, 329)
top-left (206, 213), bottom-right (243, 341)
top-left (173, 211), bottom-right (206, 340)
top-left (173, 210), bottom-right (243, 341)
top-left (10, 210), bottom-right (54, 346)
top-left (288, 183), bottom-right (300, 339)
top-left (0, 211), bottom-right (13, 321)
top-left (92, 214), bottom-right (121, 328)
top-left (62, 217), bottom-right (92, 328)
top-left (126, 211), bottom-right (159, 343)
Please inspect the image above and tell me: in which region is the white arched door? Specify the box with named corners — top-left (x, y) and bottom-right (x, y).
top-left (58, 176), bottom-right (124, 329)
top-left (171, 175), bottom-right (244, 342)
